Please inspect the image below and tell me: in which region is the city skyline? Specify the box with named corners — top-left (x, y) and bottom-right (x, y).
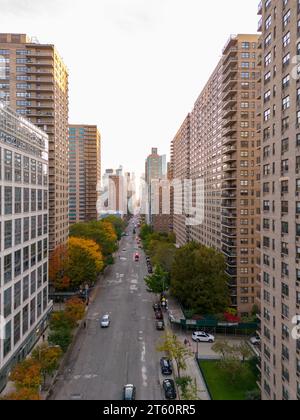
top-left (0, 0), bottom-right (258, 177)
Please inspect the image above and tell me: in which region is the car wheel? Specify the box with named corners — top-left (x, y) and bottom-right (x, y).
top-left (209, 340), bottom-right (214, 343)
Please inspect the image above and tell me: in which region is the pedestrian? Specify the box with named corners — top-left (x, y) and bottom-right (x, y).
top-left (83, 321), bottom-right (87, 329)
top-left (42, 334), bottom-right (45, 342)
top-left (184, 339), bottom-right (188, 347)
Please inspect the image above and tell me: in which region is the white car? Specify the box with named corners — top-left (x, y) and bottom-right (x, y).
top-left (100, 315), bottom-right (110, 328)
top-left (250, 335), bottom-right (261, 346)
top-left (192, 331), bottom-right (215, 343)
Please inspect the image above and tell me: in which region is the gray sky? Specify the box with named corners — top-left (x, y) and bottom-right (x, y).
top-left (0, 0), bottom-right (258, 177)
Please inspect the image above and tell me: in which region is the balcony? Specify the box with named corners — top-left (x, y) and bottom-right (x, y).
top-left (223, 145), bottom-right (237, 154)
top-left (223, 154), bottom-right (237, 164)
top-left (221, 193), bottom-right (236, 201)
top-left (226, 268), bottom-right (238, 277)
top-left (222, 237), bottom-right (237, 248)
top-left (223, 125), bottom-right (237, 137)
top-left (222, 200), bottom-right (236, 209)
top-left (222, 182), bottom-right (237, 190)
top-left (223, 78), bottom-right (238, 93)
top-left (258, 1), bottom-right (262, 15)
top-left (227, 258), bottom-right (237, 267)
top-left (222, 57), bottom-right (238, 75)
top-left (222, 229), bottom-right (236, 238)
top-left (258, 17), bottom-right (263, 32)
top-left (222, 173), bottom-right (236, 182)
top-left (223, 163), bottom-right (237, 172)
top-left (221, 210), bottom-right (237, 219)
top-left (222, 218), bottom-right (236, 227)
top-left (223, 88), bottom-right (238, 102)
top-left (223, 108), bottom-right (237, 120)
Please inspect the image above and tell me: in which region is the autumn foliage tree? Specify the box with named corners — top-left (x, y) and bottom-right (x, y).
top-left (68, 237), bottom-right (104, 289)
top-left (32, 344), bottom-right (62, 386)
top-left (49, 237), bottom-right (104, 291)
top-left (49, 245), bottom-right (70, 291)
top-left (2, 388), bottom-right (41, 400)
top-left (70, 220), bottom-right (118, 260)
top-left (10, 358), bottom-right (42, 391)
top-left (65, 297), bottom-right (86, 323)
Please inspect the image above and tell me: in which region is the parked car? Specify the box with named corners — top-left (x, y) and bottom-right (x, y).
top-left (134, 253), bottom-right (140, 262)
top-left (250, 335), bottom-right (261, 346)
top-left (156, 321), bottom-right (165, 331)
top-left (148, 267), bottom-right (153, 274)
top-left (100, 315), bottom-right (110, 328)
top-left (160, 358), bottom-right (172, 375)
top-left (123, 384), bottom-right (136, 401)
top-left (163, 379), bottom-right (177, 400)
top-left (155, 311), bottom-right (163, 320)
top-left (153, 303), bottom-right (162, 312)
top-left (192, 331), bottom-right (215, 343)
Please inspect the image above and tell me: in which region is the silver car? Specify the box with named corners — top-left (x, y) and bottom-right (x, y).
top-left (100, 315), bottom-right (110, 328)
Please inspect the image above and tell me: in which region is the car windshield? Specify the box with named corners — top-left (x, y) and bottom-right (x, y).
top-left (124, 388), bottom-right (133, 399)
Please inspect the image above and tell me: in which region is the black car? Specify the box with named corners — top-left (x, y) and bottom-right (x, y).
top-left (160, 358), bottom-right (172, 375)
top-left (148, 267), bottom-right (153, 274)
top-left (163, 379), bottom-right (177, 400)
top-left (155, 311), bottom-right (163, 320)
top-left (156, 321), bottom-right (165, 331)
top-left (123, 384), bottom-right (136, 401)
top-left (153, 303), bottom-right (162, 311)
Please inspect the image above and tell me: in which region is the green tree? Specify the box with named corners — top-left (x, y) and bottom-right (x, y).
top-left (150, 241), bottom-right (176, 273)
top-left (157, 334), bottom-right (192, 378)
top-left (50, 311), bottom-right (76, 331)
top-left (140, 224), bottom-right (153, 241)
top-left (176, 376), bottom-right (200, 401)
top-left (236, 342), bottom-right (253, 363)
top-left (145, 265), bottom-right (169, 294)
top-left (48, 328), bottom-right (72, 353)
top-left (171, 242), bottom-right (230, 315)
top-left (212, 340), bottom-right (234, 361)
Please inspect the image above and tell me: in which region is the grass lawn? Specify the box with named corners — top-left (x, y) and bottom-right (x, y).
top-left (199, 360), bottom-right (258, 401)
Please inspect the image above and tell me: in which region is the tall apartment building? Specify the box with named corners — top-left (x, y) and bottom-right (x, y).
top-left (0, 103), bottom-right (51, 391)
top-left (258, 0), bottom-right (300, 400)
top-left (144, 148), bottom-right (167, 228)
top-left (171, 35), bottom-right (261, 317)
top-left (170, 114), bottom-right (191, 246)
top-left (0, 33), bottom-right (69, 251)
top-left (221, 35), bottom-right (261, 316)
top-left (68, 125), bottom-right (101, 224)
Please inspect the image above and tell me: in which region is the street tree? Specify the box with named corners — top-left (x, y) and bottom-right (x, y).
top-left (65, 297), bottom-right (86, 323)
top-left (157, 334), bottom-right (193, 378)
top-left (10, 359), bottom-right (42, 390)
top-left (32, 344), bottom-right (62, 386)
top-left (171, 242), bottom-right (230, 315)
top-left (2, 388), bottom-right (41, 400)
top-left (145, 265), bottom-right (169, 294)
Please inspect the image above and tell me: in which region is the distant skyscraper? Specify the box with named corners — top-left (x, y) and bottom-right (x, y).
top-left (68, 125), bottom-right (101, 224)
top-left (0, 33), bottom-right (69, 251)
top-left (0, 103), bottom-right (51, 391)
top-left (144, 148), bottom-right (167, 228)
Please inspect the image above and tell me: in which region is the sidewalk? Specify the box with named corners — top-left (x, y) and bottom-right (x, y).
top-left (163, 304), bottom-right (211, 401)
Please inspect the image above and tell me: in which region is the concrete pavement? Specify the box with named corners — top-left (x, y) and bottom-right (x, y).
top-left (51, 228), bottom-right (165, 401)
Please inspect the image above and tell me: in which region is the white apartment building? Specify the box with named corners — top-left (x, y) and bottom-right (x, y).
top-left (0, 103), bottom-right (52, 391)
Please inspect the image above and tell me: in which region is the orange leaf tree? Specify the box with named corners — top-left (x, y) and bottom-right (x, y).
top-left (10, 358), bottom-right (42, 390)
top-left (68, 237), bottom-right (104, 289)
top-left (49, 245), bottom-right (70, 291)
top-left (2, 388), bottom-right (41, 400)
top-left (65, 297), bottom-right (86, 323)
top-left (32, 344), bottom-right (63, 384)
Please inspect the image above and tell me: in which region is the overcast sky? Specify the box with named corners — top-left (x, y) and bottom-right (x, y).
top-left (0, 0), bottom-right (258, 177)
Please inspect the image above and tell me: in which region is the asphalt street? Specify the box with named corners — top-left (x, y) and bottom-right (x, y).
top-left (51, 226), bottom-right (166, 401)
